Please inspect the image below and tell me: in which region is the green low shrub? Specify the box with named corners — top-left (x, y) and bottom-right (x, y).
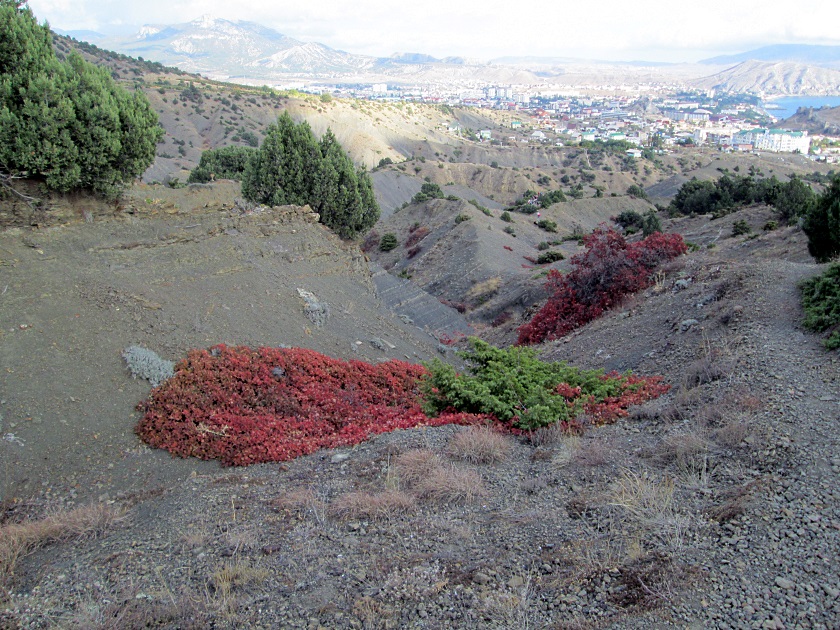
top-left (379, 233), bottom-right (398, 251)
top-left (800, 263), bottom-right (840, 350)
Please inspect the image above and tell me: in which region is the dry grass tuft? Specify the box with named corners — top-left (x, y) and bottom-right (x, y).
top-left (211, 560), bottom-right (269, 599)
top-left (415, 466), bottom-right (485, 504)
top-left (446, 426), bottom-right (512, 464)
top-left (713, 418), bottom-right (752, 449)
top-left (654, 431), bottom-right (711, 466)
top-left (394, 449), bottom-right (443, 486)
top-left (608, 469), bottom-right (675, 523)
top-left (466, 276), bottom-right (502, 301)
top-left (328, 490), bottom-right (416, 521)
top-left (606, 469), bottom-right (693, 552)
top-left (75, 589), bottom-right (211, 630)
top-left (0, 503), bottom-right (124, 585)
top-left (708, 478), bottom-right (765, 522)
top-left (572, 438), bottom-right (607, 467)
top-left (270, 488), bottom-right (325, 521)
top-left (682, 350), bottom-right (732, 389)
top-left (528, 422), bottom-right (569, 447)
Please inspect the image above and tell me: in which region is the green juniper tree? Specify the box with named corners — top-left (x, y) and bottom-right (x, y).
top-left (241, 112), bottom-right (379, 238)
top-left (187, 145), bottom-right (256, 183)
top-left (0, 0), bottom-right (162, 199)
top-left (803, 176), bottom-right (840, 262)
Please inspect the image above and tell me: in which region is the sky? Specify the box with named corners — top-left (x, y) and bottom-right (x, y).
top-left (25, 0), bottom-right (840, 63)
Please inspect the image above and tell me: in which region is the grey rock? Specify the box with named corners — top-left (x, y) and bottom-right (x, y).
top-left (679, 319), bottom-right (699, 332)
top-left (472, 572), bottom-right (492, 585)
top-left (774, 576), bottom-right (795, 590)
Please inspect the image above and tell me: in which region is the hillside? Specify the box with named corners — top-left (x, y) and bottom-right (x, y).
top-left (1, 193), bottom-right (838, 628)
top-left (0, 183), bottom-right (468, 500)
top-left (691, 60), bottom-right (840, 96)
top-left (3, 32), bottom-right (840, 629)
top-left (780, 104), bottom-right (840, 135)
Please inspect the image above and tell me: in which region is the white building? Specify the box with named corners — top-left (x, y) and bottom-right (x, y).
top-left (732, 129), bottom-right (810, 153)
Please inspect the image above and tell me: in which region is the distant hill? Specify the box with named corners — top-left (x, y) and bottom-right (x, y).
top-left (780, 105), bottom-right (840, 135)
top-left (100, 15), bottom-right (378, 77)
top-left (701, 45), bottom-right (840, 69)
top-left (692, 60), bottom-right (840, 96)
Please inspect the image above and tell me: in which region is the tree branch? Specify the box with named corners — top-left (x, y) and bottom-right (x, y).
top-left (0, 169), bottom-right (41, 207)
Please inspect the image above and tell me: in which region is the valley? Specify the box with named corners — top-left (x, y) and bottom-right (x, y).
top-left (2, 22), bottom-right (840, 630)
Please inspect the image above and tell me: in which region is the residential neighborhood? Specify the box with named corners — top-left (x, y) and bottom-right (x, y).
top-left (309, 82), bottom-right (840, 162)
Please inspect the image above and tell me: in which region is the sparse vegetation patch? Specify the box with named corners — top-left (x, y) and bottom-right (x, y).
top-left (800, 262), bottom-right (840, 349)
top-left (422, 338), bottom-right (669, 431)
top-left (518, 227), bottom-right (687, 345)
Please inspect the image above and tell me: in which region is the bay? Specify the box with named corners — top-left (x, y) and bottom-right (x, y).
top-left (764, 96), bottom-right (840, 121)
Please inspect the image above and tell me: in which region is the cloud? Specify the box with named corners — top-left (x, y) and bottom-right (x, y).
top-left (26, 0), bottom-right (840, 62)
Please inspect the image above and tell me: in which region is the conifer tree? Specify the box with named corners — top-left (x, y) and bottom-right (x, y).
top-left (0, 1), bottom-right (162, 198)
top-left (242, 114), bottom-right (379, 238)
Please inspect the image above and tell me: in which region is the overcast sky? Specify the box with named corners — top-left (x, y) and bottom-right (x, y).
top-left (25, 0), bottom-right (840, 63)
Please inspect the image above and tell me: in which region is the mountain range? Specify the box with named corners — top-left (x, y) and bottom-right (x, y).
top-left (65, 16), bottom-right (840, 94)
top-left (701, 44), bottom-right (840, 69)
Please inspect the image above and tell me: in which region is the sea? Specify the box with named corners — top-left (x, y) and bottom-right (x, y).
top-left (764, 96), bottom-right (840, 121)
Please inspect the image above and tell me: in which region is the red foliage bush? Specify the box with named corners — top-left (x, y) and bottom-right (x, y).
top-left (406, 245), bottom-right (422, 259)
top-left (518, 226), bottom-right (687, 345)
top-left (582, 374), bottom-right (671, 425)
top-left (405, 226), bottom-right (430, 248)
top-left (361, 230), bottom-right (380, 253)
top-left (135, 345), bottom-right (486, 466)
top-left (491, 311), bottom-right (512, 327)
top-left (439, 298), bottom-right (468, 313)
top-left (135, 344), bottom-right (671, 466)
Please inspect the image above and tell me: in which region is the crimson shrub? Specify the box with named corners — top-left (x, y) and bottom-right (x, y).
top-left (518, 226), bottom-right (687, 344)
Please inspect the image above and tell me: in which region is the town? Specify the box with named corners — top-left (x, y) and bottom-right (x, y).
top-left (304, 82), bottom-right (838, 162)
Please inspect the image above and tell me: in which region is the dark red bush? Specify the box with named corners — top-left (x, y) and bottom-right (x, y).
top-left (439, 298), bottom-right (468, 313)
top-left (518, 226), bottom-right (687, 344)
top-left (405, 226), bottom-right (430, 248)
top-left (135, 345), bottom-right (487, 466)
top-left (407, 245), bottom-right (422, 259)
top-left (361, 230), bottom-right (380, 253)
top-left (491, 311), bottom-right (513, 327)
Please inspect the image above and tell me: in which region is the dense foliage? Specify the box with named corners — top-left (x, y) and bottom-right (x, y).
top-left (187, 146), bottom-right (257, 183)
top-left (518, 226), bottom-right (687, 345)
top-left (135, 345), bottom-right (486, 466)
top-left (802, 176), bottom-right (840, 262)
top-left (0, 1), bottom-right (162, 198)
top-left (412, 182), bottom-right (445, 203)
top-left (614, 209), bottom-right (662, 236)
top-left (506, 189), bottom-right (566, 214)
top-left (626, 184), bottom-right (648, 200)
top-left (135, 341), bottom-right (671, 464)
top-left (800, 263), bottom-right (840, 349)
top-left (379, 233), bottom-right (398, 251)
top-left (668, 173), bottom-right (815, 223)
top-left (241, 112), bottom-right (379, 238)
top-left (422, 339), bottom-right (669, 431)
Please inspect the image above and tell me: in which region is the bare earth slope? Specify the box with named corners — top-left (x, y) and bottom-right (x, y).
top-left (0, 184), bottom-right (456, 506)
top-left (1, 197), bottom-right (838, 628)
